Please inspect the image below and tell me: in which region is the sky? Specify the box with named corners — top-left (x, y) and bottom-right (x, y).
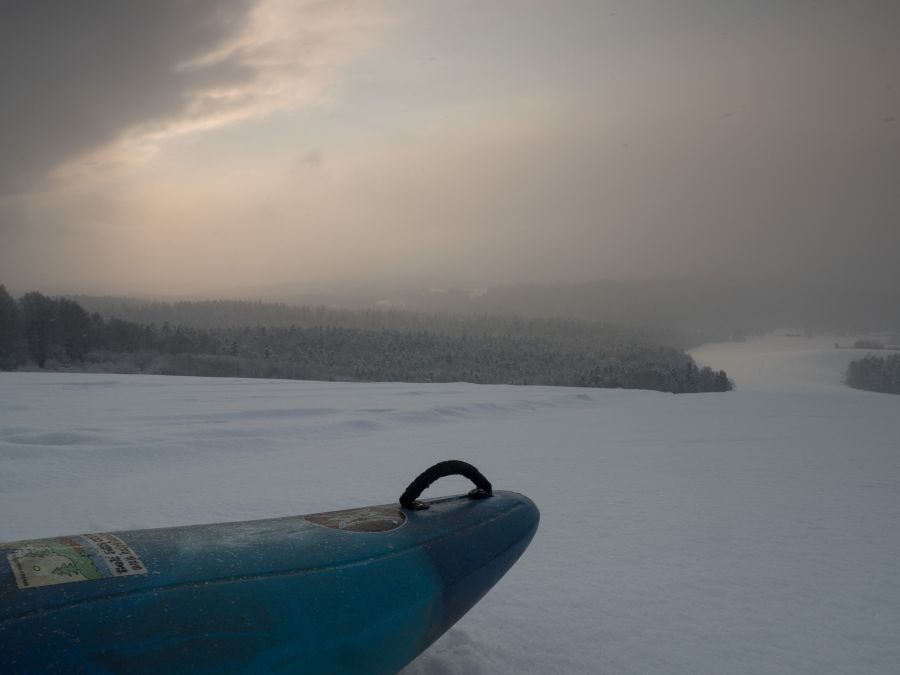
top-left (1, 0), bottom-right (898, 296)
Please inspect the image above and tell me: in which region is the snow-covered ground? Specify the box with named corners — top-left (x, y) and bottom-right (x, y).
top-left (1, 334), bottom-right (899, 674)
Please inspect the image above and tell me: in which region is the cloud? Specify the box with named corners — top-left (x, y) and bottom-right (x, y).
top-left (2, 1), bottom-right (897, 296)
top-left (0, 0), bottom-right (388, 193)
top-left (293, 150), bottom-right (324, 173)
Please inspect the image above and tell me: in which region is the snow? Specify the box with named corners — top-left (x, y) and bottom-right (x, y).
top-left (691, 332), bottom-right (891, 394)
top-left (2, 334), bottom-right (899, 674)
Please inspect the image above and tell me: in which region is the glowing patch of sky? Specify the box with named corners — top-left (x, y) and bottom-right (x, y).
top-left (0, 0), bottom-right (897, 295)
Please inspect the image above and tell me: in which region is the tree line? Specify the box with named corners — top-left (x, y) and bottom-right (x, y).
top-left (69, 295), bottom-right (693, 349)
top-left (0, 287), bottom-right (732, 393)
top-left (845, 354), bottom-right (900, 395)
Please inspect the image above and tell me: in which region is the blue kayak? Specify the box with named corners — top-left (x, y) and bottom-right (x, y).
top-left (0, 462), bottom-right (539, 674)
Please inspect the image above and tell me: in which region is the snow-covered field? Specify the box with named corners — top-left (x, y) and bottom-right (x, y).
top-left (2, 334), bottom-right (899, 674)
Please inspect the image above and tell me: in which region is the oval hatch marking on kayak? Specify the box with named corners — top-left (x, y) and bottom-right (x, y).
top-left (305, 506), bottom-right (406, 533)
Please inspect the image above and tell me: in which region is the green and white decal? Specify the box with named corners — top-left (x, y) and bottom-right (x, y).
top-left (6, 533), bottom-right (148, 589)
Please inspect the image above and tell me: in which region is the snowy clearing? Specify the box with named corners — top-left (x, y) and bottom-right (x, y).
top-left (1, 334), bottom-right (899, 674)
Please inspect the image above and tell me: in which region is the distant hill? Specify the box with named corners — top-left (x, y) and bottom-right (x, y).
top-left (67, 296), bottom-right (693, 349)
top-left (71, 276), bottom-right (900, 344)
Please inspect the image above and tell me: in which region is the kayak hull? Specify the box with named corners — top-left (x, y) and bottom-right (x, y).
top-left (1, 490), bottom-right (539, 674)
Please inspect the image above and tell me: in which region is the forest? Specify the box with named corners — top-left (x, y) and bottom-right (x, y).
top-left (0, 287), bottom-right (732, 394)
top-left (845, 353), bottom-right (900, 395)
top-left (68, 295), bottom-right (693, 349)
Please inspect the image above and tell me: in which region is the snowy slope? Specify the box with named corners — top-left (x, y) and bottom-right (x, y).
top-left (1, 335), bottom-right (899, 674)
top-left (691, 332), bottom-right (890, 394)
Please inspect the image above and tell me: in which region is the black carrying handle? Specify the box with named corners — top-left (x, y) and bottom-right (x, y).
top-left (399, 460), bottom-right (493, 510)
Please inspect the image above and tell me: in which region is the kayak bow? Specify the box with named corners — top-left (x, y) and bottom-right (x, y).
top-left (1, 461), bottom-right (539, 674)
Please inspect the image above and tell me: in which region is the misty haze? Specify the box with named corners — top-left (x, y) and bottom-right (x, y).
top-left (1, 2), bottom-right (899, 675)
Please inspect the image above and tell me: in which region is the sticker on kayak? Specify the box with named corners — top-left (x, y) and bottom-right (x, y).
top-left (306, 506), bottom-right (406, 533)
top-left (6, 533), bottom-right (148, 589)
